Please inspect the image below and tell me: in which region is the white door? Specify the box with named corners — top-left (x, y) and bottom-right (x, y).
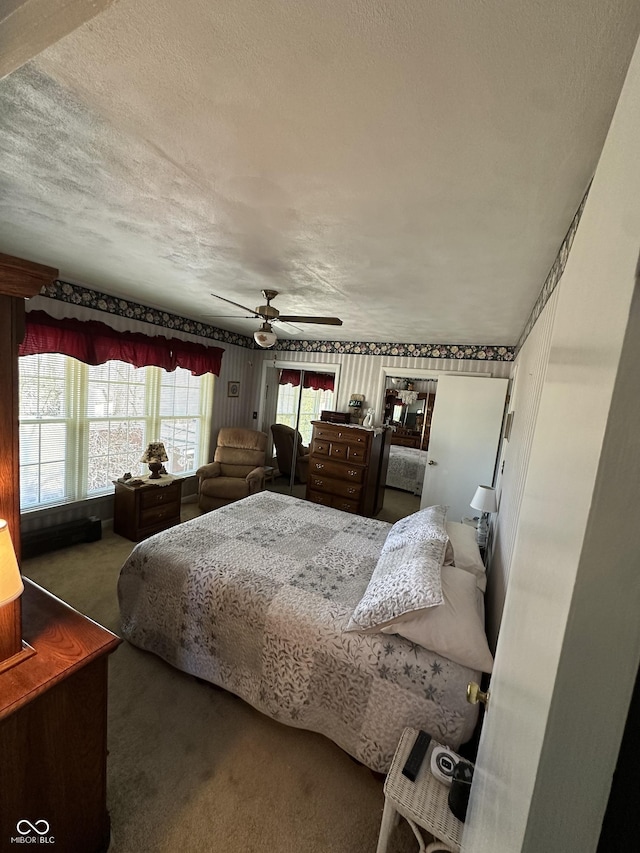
top-left (420, 375), bottom-right (508, 522)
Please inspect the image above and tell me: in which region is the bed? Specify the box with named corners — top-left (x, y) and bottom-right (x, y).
top-left (386, 445), bottom-right (428, 495)
top-left (117, 491), bottom-right (489, 773)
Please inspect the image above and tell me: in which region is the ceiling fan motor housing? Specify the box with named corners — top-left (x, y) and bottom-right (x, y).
top-left (257, 289), bottom-right (279, 320)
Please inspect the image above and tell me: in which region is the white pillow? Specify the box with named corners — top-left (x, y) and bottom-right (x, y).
top-left (445, 522), bottom-right (486, 591)
top-left (381, 565), bottom-right (494, 673)
top-left (382, 504), bottom-right (449, 553)
top-left (346, 535), bottom-right (447, 633)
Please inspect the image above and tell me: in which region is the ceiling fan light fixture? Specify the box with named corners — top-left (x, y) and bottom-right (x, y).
top-left (254, 322), bottom-right (277, 349)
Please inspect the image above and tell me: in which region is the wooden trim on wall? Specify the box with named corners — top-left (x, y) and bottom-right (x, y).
top-left (0, 252), bottom-right (58, 299)
top-left (0, 254), bottom-right (58, 661)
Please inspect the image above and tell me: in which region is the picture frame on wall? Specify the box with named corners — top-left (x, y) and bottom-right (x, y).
top-left (227, 381), bottom-right (240, 398)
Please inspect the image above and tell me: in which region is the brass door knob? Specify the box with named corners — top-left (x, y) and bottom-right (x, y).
top-left (467, 681), bottom-right (490, 707)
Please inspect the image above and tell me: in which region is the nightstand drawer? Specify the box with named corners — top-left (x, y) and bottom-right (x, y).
top-left (140, 502), bottom-right (180, 527)
top-left (140, 484), bottom-right (180, 508)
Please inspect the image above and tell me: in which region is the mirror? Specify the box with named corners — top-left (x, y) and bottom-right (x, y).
top-left (383, 377), bottom-right (437, 451)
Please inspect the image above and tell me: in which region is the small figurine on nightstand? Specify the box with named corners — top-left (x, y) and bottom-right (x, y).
top-left (363, 408), bottom-right (375, 428)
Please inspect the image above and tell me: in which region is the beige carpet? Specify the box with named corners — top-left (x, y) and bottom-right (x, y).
top-left (22, 486), bottom-right (423, 853)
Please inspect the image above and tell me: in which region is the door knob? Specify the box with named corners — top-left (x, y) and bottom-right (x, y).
top-left (467, 681), bottom-right (490, 708)
top-left (428, 459), bottom-right (436, 465)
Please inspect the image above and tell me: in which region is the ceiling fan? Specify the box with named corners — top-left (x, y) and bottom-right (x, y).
top-left (209, 289), bottom-right (343, 348)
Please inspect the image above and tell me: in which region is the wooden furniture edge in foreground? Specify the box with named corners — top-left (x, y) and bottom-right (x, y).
top-left (0, 580), bottom-right (121, 853)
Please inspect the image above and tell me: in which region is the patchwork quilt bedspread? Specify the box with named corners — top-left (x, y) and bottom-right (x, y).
top-left (386, 445), bottom-right (428, 494)
top-left (117, 491), bottom-right (479, 772)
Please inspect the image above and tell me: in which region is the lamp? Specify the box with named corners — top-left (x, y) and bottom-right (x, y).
top-left (470, 485), bottom-right (497, 549)
top-left (254, 322), bottom-right (277, 349)
top-left (0, 519), bottom-right (23, 607)
top-left (0, 518), bottom-right (30, 670)
top-left (140, 441), bottom-right (168, 479)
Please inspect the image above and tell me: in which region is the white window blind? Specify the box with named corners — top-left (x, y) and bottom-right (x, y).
top-left (19, 354), bottom-right (213, 510)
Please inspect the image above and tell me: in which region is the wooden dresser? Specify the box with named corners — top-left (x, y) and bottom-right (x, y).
top-left (305, 421), bottom-right (390, 516)
top-left (113, 476), bottom-right (183, 541)
top-left (0, 580), bottom-right (121, 852)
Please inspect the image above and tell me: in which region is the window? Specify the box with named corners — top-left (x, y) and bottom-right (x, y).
top-left (19, 354), bottom-right (213, 510)
top-left (275, 382), bottom-right (334, 445)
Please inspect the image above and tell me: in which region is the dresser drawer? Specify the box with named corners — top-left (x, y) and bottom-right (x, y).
top-left (308, 473), bottom-right (362, 501)
top-left (307, 489), bottom-right (359, 515)
top-left (328, 442), bottom-right (368, 463)
top-left (308, 458), bottom-right (364, 483)
top-left (331, 496), bottom-right (360, 514)
top-left (311, 438), bottom-right (330, 457)
top-left (313, 425), bottom-right (371, 446)
top-left (307, 489), bottom-right (333, 508)
top-left (140, 483), bottom-right (181, 508)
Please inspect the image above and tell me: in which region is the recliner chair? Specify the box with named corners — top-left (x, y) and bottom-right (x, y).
top-left (270, 423), bottom-right (309, 484)
top-left (196, 427), bottom-right (268, 511)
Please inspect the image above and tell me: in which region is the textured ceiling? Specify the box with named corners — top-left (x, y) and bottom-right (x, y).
top-left (1, 0), bottom-right (639, 344)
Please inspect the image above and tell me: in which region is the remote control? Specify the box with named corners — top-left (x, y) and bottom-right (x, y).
top-left (402, 730), bottom-right (431, 781)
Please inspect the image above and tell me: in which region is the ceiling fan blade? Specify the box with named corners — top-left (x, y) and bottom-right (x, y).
top-left (278, 315), bottom-right (343, 326)
top-left (210, 293), bottom-right (259, 316)
top-left (272, 319), bottom-right (303, 334)
top-left (201, 315), bottom-right (258, 322)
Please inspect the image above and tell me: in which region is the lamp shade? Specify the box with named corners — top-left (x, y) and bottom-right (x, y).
top-left (140, 441), bottom-right (168, 464)
top-left (254, 322), bottom-right (277, 349)
top-left (470, 485), bottom-right (497, 514)
top-left (0, 519), bottom-right (24, 606)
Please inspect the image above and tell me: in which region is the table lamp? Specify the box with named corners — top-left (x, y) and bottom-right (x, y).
top-left (140, 441), bottom-right (168, 479)
top-left (470, 485), bottom-right (497, 548)
top-left (0, 518), bottom-right (25, 668)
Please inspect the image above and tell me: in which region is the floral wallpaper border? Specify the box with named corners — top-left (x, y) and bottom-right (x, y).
top-left (517, 185), bottom-right (590, 350)
top-left (41, 280), bottom-right (252, 347)
top-left (40, 280), bottom-right (517, 361)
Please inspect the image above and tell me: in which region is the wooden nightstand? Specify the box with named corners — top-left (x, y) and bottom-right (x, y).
top-left (113, 476), bottom-right (183, 541)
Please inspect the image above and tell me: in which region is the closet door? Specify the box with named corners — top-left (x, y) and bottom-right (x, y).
top-left (420, 375), bottom-right (508, 522)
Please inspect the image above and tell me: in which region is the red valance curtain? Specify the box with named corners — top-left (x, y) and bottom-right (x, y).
top-left (304, 371), bottom-right (334, 391)
top-left (278, 369), bottom-right (334, 391)
top-left (279, 369), bottom-right (302, 387)
top-left (19, 311), bottom-right (224, 376)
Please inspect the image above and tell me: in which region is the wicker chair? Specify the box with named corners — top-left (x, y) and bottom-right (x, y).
top-left (196, 427), bottom-right (268, 511)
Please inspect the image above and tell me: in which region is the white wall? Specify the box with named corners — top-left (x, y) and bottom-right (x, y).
top-left (207, 341), bottom-right (260, 451)
top-left (464, 31), bottom-right (640, 852)
top-left (486, 287), bottom-right (560, 648)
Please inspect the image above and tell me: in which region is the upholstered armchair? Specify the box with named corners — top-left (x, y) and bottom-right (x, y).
top-left (196, 427), bottom-right (268, 511)
top-left (270, 423), bottom-right (310, 484)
